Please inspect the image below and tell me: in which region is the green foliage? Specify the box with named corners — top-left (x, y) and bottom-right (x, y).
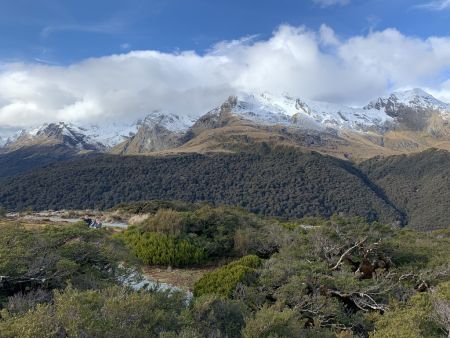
top-left (0, 221), bottom-right (132, 305)
top-left (242, 307), bottom-right (302, 338)
top-left (361, 149), bottom-right (450, 230)
top-left (138, 208), bottom-right (187, 235)
top-left (0, 148), bottom-right (404, 224)
top-left (370, 293), bottom-right (445, 338)
top-left (121, 230), bottom-right (206, 267)
top-left (194, 255), bottom-right (261, 297)
top-left (120, 205), bottom-right (272, 266)
top-left (435, 281), bottom-right (450, 301)
top-left (1, 208), bottom-right (449, 337)
top-left (239, 216), bottom-right (450, 337)
top-left (188, 295), bottom-right (247, 338)
top-left (113, 200), bottom-right (201, 215)
top-left (0, 286), bottom-right (187, 338)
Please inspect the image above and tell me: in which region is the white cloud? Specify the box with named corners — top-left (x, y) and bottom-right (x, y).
top-left (2, 24), bottom-right (450, 128)
top-left (319, 24), bottom-right (340, 46)
top-left (312, 0), bottom-right (350, 8)
top-left (418, 0), bottom-right (450, 10)
top-left (120, 43), bottom-right (131, 50)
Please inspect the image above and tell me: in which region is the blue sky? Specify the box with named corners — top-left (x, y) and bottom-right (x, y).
top-left (1, 0), bottom-right (450, 64)
top-left (2, 0), bottom-right (450, 128)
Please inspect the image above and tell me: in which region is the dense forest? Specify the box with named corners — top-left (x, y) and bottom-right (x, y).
top-left (0, 147), bottom-right (448, 230)
top-left (0, 147), bottom-right (404, 225)
top-left (0, 204), bottom-right (449, 337)
top-left (0, 145), bottom-right (80, 179)
top-left (360, 149), bottom-right (450, 230)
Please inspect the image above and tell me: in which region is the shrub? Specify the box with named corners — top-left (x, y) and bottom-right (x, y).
top-left (194, 255), bottom-right (261, 298)
top-left (242, 307), bottom-right (301, 338)
top-left (139, 209), bottom-right (186, 235)
top-left (370, 293), bottom-right (445, 338)
top-left (0, 286), bottom-right (187, 338)
top-left (189, 295), bottom-right (247, 337)
top-left (122, 230), bottom-right (205, 267)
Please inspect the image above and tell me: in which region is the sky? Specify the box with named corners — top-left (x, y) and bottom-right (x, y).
top-left (2, 0), bottom-right (450, 128)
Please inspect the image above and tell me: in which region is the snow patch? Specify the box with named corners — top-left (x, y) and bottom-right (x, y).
top-left (231, 92), bottom-right (393, 132)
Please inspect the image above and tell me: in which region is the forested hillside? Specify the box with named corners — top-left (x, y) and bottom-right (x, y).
top-left (0, 145), bottom-right (81, 179)
top-left (1, 147), bottom-right (449, 230)
top-left (0, 147), bottom-right (403, 224)
top-left (361, 149), bottom-right (450, 230)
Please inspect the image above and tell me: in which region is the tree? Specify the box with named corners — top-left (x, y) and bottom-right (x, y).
top-left (0, 205), bottom-right (6, 218)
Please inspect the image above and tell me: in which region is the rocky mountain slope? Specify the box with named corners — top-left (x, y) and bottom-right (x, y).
top-left (1, 89), bottom-right (449, 160)
top-left (111, 112), bottom-right (195, 154)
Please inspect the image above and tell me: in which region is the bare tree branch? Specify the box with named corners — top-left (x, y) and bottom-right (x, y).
top-left (331, 237), bottom-right (367, 271)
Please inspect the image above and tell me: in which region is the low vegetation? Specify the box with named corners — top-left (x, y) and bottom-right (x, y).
top-left (0, 203), bottom-right (449, 337)
top-left (119, 206), bottom-right (271, 266)
top-left (194, 255), bottom-right (262, 297)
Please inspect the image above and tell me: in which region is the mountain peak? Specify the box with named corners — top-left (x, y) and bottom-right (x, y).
top-left (366, 88), bottom-right (450, 114)
top-left (139, 111), bottom-right (195, 133)
top-left (228, 91), bottom-right (392, 132)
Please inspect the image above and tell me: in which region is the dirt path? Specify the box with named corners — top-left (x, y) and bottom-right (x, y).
top-left (142, 266), bottom-right (216, 291)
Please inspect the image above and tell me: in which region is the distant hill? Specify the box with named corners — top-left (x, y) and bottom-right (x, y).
top-left (0, 147), bottom-right (403, 224)
top-left (360, 149), bottom-right (450, 230)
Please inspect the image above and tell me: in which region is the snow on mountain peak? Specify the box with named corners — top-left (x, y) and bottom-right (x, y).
top-left (1, 88), bottom-right (449, 151)
top-left (139, 111), bottom-right (196, 133)
top-left (229, 92), bottom-right (392, 132)
top-left (0, 111), bottom-right (196, 151)
top-left (365, 88), bottom-right (450, 115)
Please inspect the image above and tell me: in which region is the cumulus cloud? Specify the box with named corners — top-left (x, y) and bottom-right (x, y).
top-left (2, 24), bottom-right (450, 128)
top-left (312, 0), bottom-right (350, 8)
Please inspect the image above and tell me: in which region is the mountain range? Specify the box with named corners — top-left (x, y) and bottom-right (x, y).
top-left (0, 88), bottom-right (449, 230)
top-left (1, 88), bottom-right (449, 160)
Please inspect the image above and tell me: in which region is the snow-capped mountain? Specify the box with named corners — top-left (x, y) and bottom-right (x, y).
top-left (225, 92), bottom-right (394, 132)
top-left (365, 88), bottom-right (450, 116)
top-left (112, 111), bottom-right (196, 154)
top-left (0, 111), bottom-right (196, 153)
top-left (0, 127), bottom-right (23, 147)
top-left (3, 122), bottom-right (107, 152)
top-left (1, 88), bottom-right (449, 155)
top-left (138, 111), bottom-right (196, 133)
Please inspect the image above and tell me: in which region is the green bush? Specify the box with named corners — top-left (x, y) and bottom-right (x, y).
top-left (0, 286), bottom-right (187, 338)
top-left (121, 205), bottom-right (271, 266)
top-left (189, 295), bottom-right (247, 337)
top-left (242, 307), bottom-right (301, 338)
top-left (0, 222), bottom-right (129, 301)
top-left (122, 230), bottom-right (205, 267)
top-left (194, 255), bottom-right (261, 298)
top-left (370, 293), bottom-right (445, 338)
top-left (139, 209), bottom-right (187, 235)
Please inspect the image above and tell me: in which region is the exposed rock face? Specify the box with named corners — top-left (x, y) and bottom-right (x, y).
top-left (2, 122), bottom-right (106, 153)
top-left (181, 96), bottom-right (240, 143)
top-left (1, 89), bottom-right (450, 159)
top-left (112, 124), bottom-right (182, 154)
top-left (112, 112), bottom-right (193, 154)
